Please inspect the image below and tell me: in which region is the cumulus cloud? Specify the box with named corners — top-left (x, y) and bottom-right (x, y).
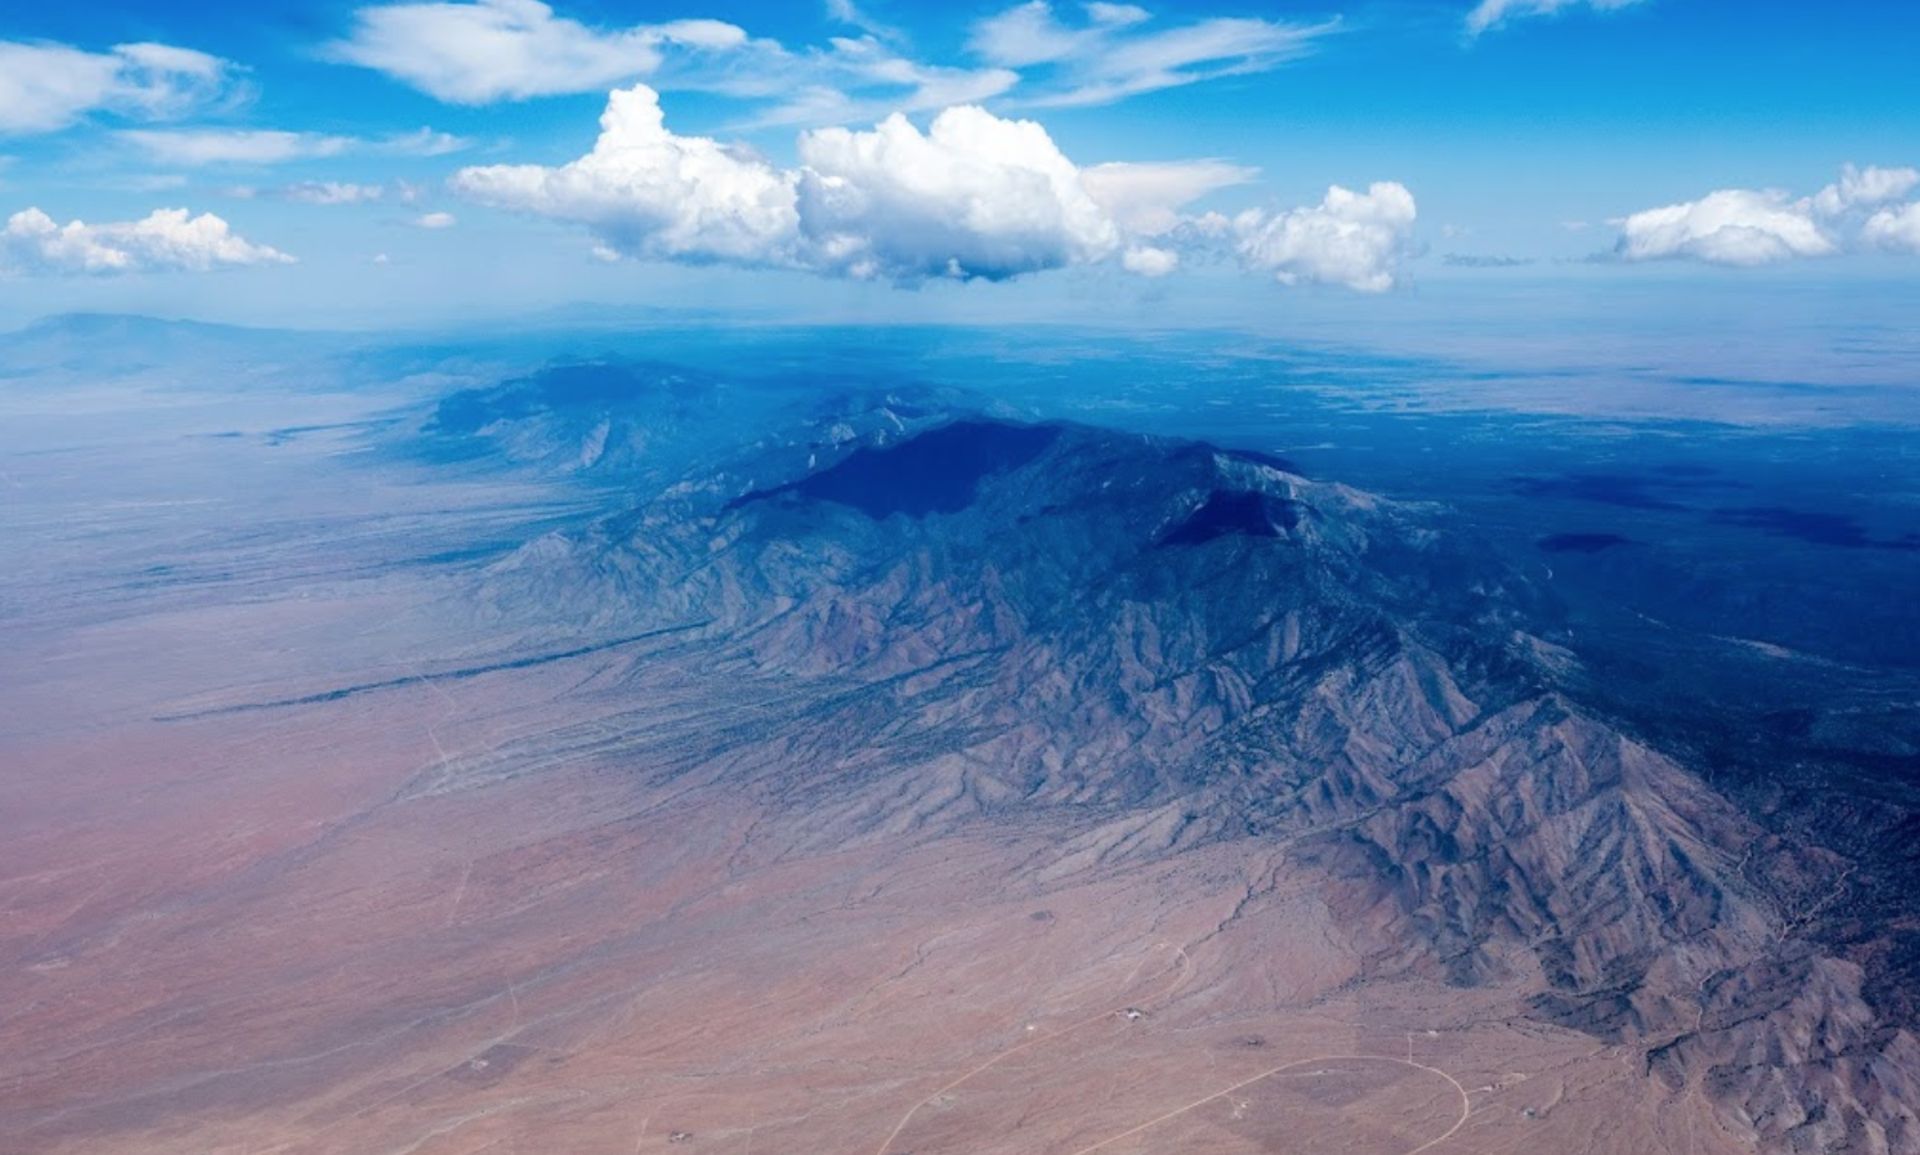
top-left (0, 207), bottom-right (291, 274)
top-left (118, 126), bottom-right (470, 166)
top-left (1864, 203), bottom-right (1920, 254)
top-left (1121, 244), bottom-right (1178, 276)
top-left (1616, 189), bottom-right (1835, 266)
top-left (1812, 163), bottom-right (1919, 217)
top-left (0, 40), bottom-right (232, 135)
top-left (1614, 165), bottom-right (1920, 266)
top-left (795, 104), bottom-right (1119, 280)
top-left (328, 0), bottom-right (747, 103)
top-left (968, 2), bottom-right (1335, 107)
top-left (451, 85), bottom-right (801, 267)
top-left (452, 84), bottom-right (1118, 282)
top-left (1466, 0), bottom-right (1646, 36)
top-left (1081, 159), bottom-right (1257, 235)
top-left (1233, 182), bottom-right (1418, 292)
top-left (455, 84), bottom-right (1416, 292)
top-left (414, 211), bottom-right (458, 228)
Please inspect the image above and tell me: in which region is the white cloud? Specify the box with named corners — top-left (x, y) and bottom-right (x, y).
top-left (455, 84), bottom-right (1415, 291)
top-left (0, 207), bottom-right (291, 274)
top-left (118, 127), bottom-right (470, 166)
top-left (1864, 203), bottom-right (1920, 254)
top-left (121, 129), bottom-right (355, 166)
top-left (283, 181), bottom-right (387, 205)
top-left (969, 2), bottom-right (1097, 67)
top-left (728, 38), bottom-right (1018, 130)
top-left (379, 127), bottom-right (472, 157)
top-left (329, 0), bottom-right (1014, 131)
top-left (122, 173), bottom-right (192, 193)
top-left (1081, 159), bottom-right (1256, 235)
top-left (454, 85), bottom-right (1126, 282)
top-left (1088, 4), bottom-right (1153, 28)
top-left (1121, 244), bottom-right (1178, 276)
top-left (1616, 188), bottom-right (1834, 266)
top-left (1812, 163), bottom-right (1920, 217)
top-left (231, 181), bottom-right (398, 204)
top-left (414, 210), bottom-right (458, 228)
top-left (1614, 165), bottom-right (1920, 266)
top-left (968, 2), bottom-right (1335, 107)
top-left (328, 0), bottom-right (747, 103)
top-left (825, 0), bottom-right (905, 47)
top-left (328, 1), bottom-right (1310, 129)
top-left (795, 103), bottom-right (1119, 280)
top-left (0, 40), bottom-right (232, 135)
top-left (1466, 0), bottom-right (1647, 36)
top-left (453, 85), bottom-right (1116, 281)
top-left (451, 85), bottom-right (801, 266)
top-left (1234, 182), bottom-right (1418, 292)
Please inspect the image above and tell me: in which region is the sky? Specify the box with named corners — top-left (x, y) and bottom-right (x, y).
top-left (1, 0), bottom-right (1918, 329)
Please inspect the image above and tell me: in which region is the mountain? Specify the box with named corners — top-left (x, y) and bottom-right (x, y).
top-left (0, 313), bottom-right (326, 376)
top-left (10, 353), bottom-right (1916, 1153)
top-left (442, 378), bottom-right (1916, 1152)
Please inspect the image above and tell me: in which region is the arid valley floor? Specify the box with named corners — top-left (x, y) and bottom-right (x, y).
top-left (1, 592), bottom-right (1746, 1155)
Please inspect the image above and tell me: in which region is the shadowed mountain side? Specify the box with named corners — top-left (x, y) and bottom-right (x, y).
top-left (728, 420), bottom-right (1061, 519)
top-left (455, 409), bottom-right (1915, 1152)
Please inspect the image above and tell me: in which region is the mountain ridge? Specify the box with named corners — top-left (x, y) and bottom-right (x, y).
top-left (422, 380), bottom-right (1915, 1150)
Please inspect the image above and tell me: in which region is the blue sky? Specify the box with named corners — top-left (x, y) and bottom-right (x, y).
top-left (2, 0), bottom-right (1918, 328)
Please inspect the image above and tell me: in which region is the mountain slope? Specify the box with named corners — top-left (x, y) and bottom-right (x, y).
top-left (452, 397), bottom-right (1915, 1151)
